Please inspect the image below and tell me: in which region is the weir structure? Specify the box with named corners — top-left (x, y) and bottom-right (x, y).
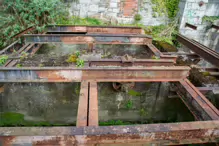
top-left (0, 25), bottom-right (219, 145)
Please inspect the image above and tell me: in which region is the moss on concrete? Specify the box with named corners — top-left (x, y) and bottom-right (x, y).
top-left (99, 120), bottom-right (132, 126)
top-left (128, 90), bottom-right (142, 96)
top-left (0, 112), bottom-right (75, 127)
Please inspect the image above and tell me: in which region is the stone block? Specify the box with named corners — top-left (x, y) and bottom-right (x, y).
top-left (110, 2), bottom-right (118, 8)
top-left (89, 4), bottom-right (99, 12)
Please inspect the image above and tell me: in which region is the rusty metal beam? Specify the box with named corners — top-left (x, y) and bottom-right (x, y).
top-left (88, 82), bottom-right (98, 126)
top-left (1, 121), bottom-right (219, 145)
top-left (147, 44), bottom-right (177, 63)
top-left (197, 87), bottom-right (219, 92)
top-left (177, 34), bottom-right (219, 67)
top-left (4, 44), bottom-right (42, 67)
top-left (47, 25), bottom-right (145, 34)
top-left (24, 34), bottom-right (152, 45)
top-left (76, 81), bottom-right (89, 127)
top-left (185, 23), bottom-right (197, 30)
top-left (0, 41), bottom-right (21, 55)
top-left (0, 67), bottom-right (190, 82)
top-left (11, 26), bottom-right (35, 38)
top-left (212, 24), bottom-right (219, 30)
top-left (176, 79), bottom-right (219, 120)
top-left (89, 59), bottom-right (175, 67)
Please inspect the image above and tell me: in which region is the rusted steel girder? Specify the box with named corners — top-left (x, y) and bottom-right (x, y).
top-left (11, 26), bottom-right (35, 38)
top-left (1, 121), bottom-right (219, 145)
top-left (89, 58), bottom-right (175, 67)
top-left (175, 79), bottom-right (219, 120)
top-left (88, 82), bottom-right (98, 126)
top-left (177, 34), bottom-right (219, 67)
top-left (185, 23), bottom-right (197, 30)
top-left (77, 81), bottom-right (89, 127)
top-left (147, 44), bottom-right (177, 63)
top-left (4, 44), bottom-right (42, 67)
top-left (0, 67), bottom-right (190, 82)
top-left (47, 25), bottom-right (145, 34)
top-left (212, 24), bottom-right (219, 30)
top-left (0, 41), bottom-right (22, 55)
top-left (24, 34), bottom-right (152, 45)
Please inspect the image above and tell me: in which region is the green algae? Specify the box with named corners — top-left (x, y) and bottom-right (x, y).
top-left (0, 112), bottom-right (75, 127)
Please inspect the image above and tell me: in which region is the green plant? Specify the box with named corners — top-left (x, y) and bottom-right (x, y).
top-left (134, 14), bottom-right (142, 21)
top-left (76, 59), bottom-right (85, 67)
top-left (75, 51), bottom-right (80, 57)
top-left (165, 0), bottom-right (180, 19)
top-left (126, 100), bottom-right (133, 109)
top-left (20, 51), bottom-right (29, 60)
top-left (39, 64), bottom-right (44, 67)
top-left (66, 54), bottom-right (77, 63)
top-left (0, 55), bottom-right (8, 66)
top-left (151, 55), bottom-right (160, 60)
top-left (128, 90), bottom-right (142, 96)
top-left (139, 108), bottom-right (148, 117)
top-left (202, 15), bottom-right (219, 23)
top-left (16, 64), bottom-right (22, 68)
top-left (202, 71), bottom-right (210, 76)
top-left (0, 0), bottom-right (68, 48)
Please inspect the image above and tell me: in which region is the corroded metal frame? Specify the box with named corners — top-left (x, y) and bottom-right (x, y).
top-left (1, 25), bottom-right (219, 145)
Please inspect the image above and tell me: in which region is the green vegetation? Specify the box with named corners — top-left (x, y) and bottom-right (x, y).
top-left (0, 0), bottom-right (67, 48)
top-left (151, 0), bottom-right (180, 19)
top-left (139, 108), bottom-right (148, 117)
top-left (128, 90), bottom-right (142, 96)
top-left (99, 120), bottom-right (131, 126)
top-left (75, 51), bottom-right (80, 58)
top-left (76, 58), bottom-right (85, 67)
top-left (126, 100), bottom-right (133, 109)
top-left (202, 71), bottom-right (210, 76)
top-left (134, 14), bottom-right (142, 22)
top-left (165, 0), bottom-right (180, 19)
top-left (202, 15), bottom-right (219, 23)
top-left (151, 55), bottom-right (160, 60)
top-left (0, 112), bottom-right (74, 126)
top-left (16, 64), bottom-right (22, 68)
top-left (56, 16), bottom-right (106, 25)
top-left (0, 55), bottom-right (8, 66)
top-left (145, 23), bottom-right (178, 45)
top-left (66, 54), bottom-right (77, 63)
top-left (151, 0), bottom-right (167, 17)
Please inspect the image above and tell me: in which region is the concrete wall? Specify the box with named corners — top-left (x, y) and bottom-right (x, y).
top-left (69, 0), bottom-right (168, 25)
top-left (179, 0), bottom-right (219, 49)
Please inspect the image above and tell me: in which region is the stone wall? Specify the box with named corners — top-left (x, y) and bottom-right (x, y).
top-left (69, 0), bottom-right (169, 25)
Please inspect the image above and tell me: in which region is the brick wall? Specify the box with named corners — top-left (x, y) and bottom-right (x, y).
top-left (121, 0), bottom-right (138, 17)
